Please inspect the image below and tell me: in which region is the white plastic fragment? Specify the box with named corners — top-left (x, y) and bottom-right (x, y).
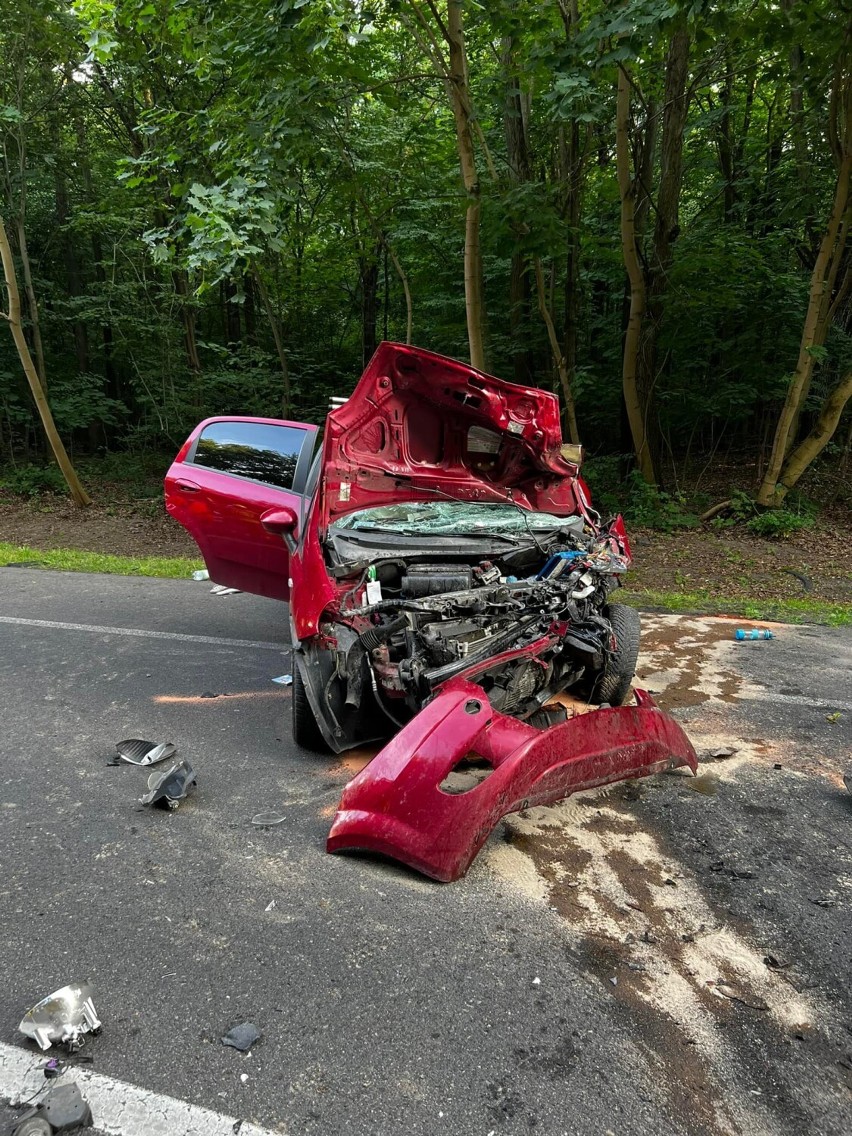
top-left (271, 674), bottom-right (293, 686)
top-left (191, 569), bottom-right (210, 581)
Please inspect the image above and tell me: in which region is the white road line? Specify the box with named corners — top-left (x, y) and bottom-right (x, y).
top-left (0, 615), bottom-right (286, 652)
top-left (0, 1042), bottom-right (284, 1136)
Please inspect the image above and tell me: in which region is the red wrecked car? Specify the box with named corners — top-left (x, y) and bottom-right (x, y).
top-left (165, 343), bottom-right (696, 881)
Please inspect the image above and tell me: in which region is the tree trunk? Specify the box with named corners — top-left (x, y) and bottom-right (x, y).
top-left (0, 215), bottom-right (90, 507)
top-left (384, 238), bottom-right (413, 344)
top-left (14, 217), bottom-right (47, 391)
top-left (173, 270), bottom-right (202, 375)
top-left (446, 0), bottom-right (486, 370)
top-left (773, 371), bottom-right (852, 501)
top-left (359, 239), bottom-right (382, 367)
top-left (534, 258), bottom-right (579, 444)
top-left (561, 118), bottom-right (583, 402)
top-left (637, 20), bottom-right (691, 483)
top-left (224, 280), bottom-right (242, 345)
top-left (54, 155), bottom-right (90, 376)
top-left (757, 148), bottom-right (852, 505)
top-left (253, 266), bottom-right (291, 416)
top-left (616, 66), bottom-right (656, 484)
top-left (504, 33), bottom-right (533, 384)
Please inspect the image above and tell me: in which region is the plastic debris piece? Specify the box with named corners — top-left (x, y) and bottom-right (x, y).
top-left (734, 628), bottom-right (774, 640)
top-left (191, 569), bottom-right (210, 581)
top-left (271, 674), bottom-right (293, 686)
top-left (19, 982), bottom-right (101, 1053)
top-left (251, 812), bottom-right (286, 827)
top-left (763, 955), bottom-right (790, 970)
top-left (265, 900), bottom-right (276, 912)
top-left (706, 746), bottom-right (737, 760)
top-left (12, 1083), bottom-right (93, 1135)
top-left (11, 1116), bottom-right (52, 1136)
top-left (43, 1058), bottom-right (63, 1079)
top-left (210, 584), bottom-right (241, 596)
top-left (223, 1023), bottom-right (262, 1052)
top-left (113, 739), bottom-right (177, 768)
top-left (140, 760), bottom-right (197, 809)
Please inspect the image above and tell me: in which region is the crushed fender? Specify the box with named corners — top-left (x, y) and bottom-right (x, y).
top-left (327, 681), bottom-right (697, 882)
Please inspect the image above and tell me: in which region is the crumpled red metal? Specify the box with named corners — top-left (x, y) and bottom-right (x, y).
top-left (327, 681), bottom-right (697, 882)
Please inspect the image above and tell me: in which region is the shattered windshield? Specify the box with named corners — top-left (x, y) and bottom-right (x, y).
top-left (333, 501), bottom-right (580, 536)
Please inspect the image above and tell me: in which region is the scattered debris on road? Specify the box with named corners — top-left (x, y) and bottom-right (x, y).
top-left (843, 771), bottom-right (852, 793)
top-left (221, 1024), bottom-right (261, 1053)
top-left (271, 674), bottom-right (292, 686)
top-left (110, 739), bottom-right (176, 768)
top-left (734, 628), bottom-right (774, 640)
top-left (702, 745), bottom-right (737, 761)
top-left (8, 1082), bottom-right (93, 1135)
top-left (140, 760), bottom-right (197, 810)
top-left (210, 584), bottom-right (240, 596)
top-left (19, 984), bottom-right (101, 1053)
top-left (251, 813), bottom-right (286, 827)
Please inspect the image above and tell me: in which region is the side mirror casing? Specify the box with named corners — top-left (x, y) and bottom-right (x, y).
top-left (261, 506), bottom-right (299, 551)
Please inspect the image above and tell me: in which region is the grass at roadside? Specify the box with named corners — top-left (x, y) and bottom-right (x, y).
top-left (1, 540), bottom-right (850, 625)
top-left (620, 588), bottom-right (852, 626)
top-left (0, 541), bottom-right (202, 579)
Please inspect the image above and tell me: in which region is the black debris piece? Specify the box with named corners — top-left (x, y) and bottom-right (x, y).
top-left (140, 760), bottom-right (197, 810)
top-left (11, 1082), bottom-right (93, 1134)
top-left (222, 1022), bottom-right (262, 1052)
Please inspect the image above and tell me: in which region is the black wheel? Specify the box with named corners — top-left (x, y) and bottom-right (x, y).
top-left (590, 603), bottom-right (641, 707)
top-left (291, 655), bottom-right (329, 752)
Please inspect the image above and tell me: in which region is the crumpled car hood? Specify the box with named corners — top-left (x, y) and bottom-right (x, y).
top-left (319, 343), bottom-right (589, 532)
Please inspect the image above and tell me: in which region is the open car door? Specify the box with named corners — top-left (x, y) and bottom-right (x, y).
top-left (165, 417), bottom-right (318, 601)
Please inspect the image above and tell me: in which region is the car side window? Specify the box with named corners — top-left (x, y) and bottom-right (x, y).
top-left (189, 421), bottom-right (308, 491)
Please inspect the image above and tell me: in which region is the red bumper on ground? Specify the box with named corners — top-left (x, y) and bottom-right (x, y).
top-left (327, 681), bottom-right (697, 883)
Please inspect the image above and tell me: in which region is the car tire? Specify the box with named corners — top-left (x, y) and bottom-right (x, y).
top-left (590, 603), bottom-right (640, 707)
top-left (291, 656), bottom-right (329, 752)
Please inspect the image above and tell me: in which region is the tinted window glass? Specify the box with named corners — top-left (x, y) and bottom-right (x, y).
top-left (191, 422), bottom-right (306, 490)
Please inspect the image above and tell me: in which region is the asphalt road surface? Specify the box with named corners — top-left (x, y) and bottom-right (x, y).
top-left (0, 568), bottom-right (850, 1136)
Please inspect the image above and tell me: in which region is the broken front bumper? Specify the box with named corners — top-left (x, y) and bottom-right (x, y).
top-left (327, 681), bottom-right (697, 883)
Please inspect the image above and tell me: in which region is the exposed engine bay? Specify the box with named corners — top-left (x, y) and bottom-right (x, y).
top-left (313, 512), bottom-right (633, 746)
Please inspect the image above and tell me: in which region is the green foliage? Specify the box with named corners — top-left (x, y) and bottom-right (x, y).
top-left (746, 510), bottom-right (815, 539)
top-left (583, 459), bottom-right (698, 531)
top-left (620, 589), bottom-right (852, 626)
top-left (623, 472), bottom-right (699, 532)
top-left (0, 0), bottom-right (849, 510)
top-left (0, 541), bottom-right (202, 577)
top-left (0, 465), bottom-right (67, 497)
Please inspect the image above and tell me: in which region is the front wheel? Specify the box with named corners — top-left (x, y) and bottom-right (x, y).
top-left (291, 656), bottom-right (329, 752)
top-left (589, 603), bottom-right (641, 707)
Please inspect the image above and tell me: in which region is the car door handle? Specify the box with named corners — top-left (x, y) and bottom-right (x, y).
top-left (176, 480), bottom-right (200, 493)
